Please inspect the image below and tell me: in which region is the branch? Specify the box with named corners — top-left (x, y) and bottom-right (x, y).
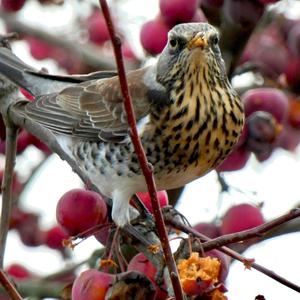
top-left (166, 213), bottom-right (300, 294)
top-left (0, 125), bottom-right (17, 268)
top-left (98, 1), bottom-right (185, 299)
top-left (0, 11), bottom-right (139, 71)
top-left (201, 209), bottom-right (300, 251)
top-left (0, 269), bottom-right (23, 300)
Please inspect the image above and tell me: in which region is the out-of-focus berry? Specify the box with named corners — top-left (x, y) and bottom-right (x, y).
top-left (287, 22), bottom-right (300, 57)
top-left (87, 11), bottom-right (110, 45)
top-left (220, 203), bottom-right (264, 234)
top-left (190, 9), bottom-right (207, 23)
top-left (0, 0), bottom-right (26, 12)
top-left (72, 269), bottom-right (115, 300)
top-left (136, 190), bottom-right (168, 214)
top-left (56, 189), bottom-right (107, 236)
top-left (223, 0), bottom-right (264, 29)
top-left (17, 213), bottom-right (44, 247)
top-left (26, 37), bottom-right (54, 61)
top-left (159, 0), bottom-right (198, 26)
top-left (217, 146), bottom-right (250, 172)
top-left (284, 56), bottom-right (300, 88)
top-left (242, 88), bottom-right (289, 123)
top-left (277, 122), bottom-right (300, 151)
top-left (245, 111), bottom-right (281, 156)
top-left (193, 222), bottom-right (220, 239)
top-left (6, 264), bottom-right (33, 280)
top-left (44, 225), bottom-right (69, 250)
top-left (140, 18), bottom-right (169, 55)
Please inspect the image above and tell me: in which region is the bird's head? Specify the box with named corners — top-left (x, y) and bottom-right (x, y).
top-left (156, 23), bottom-right (226, 88)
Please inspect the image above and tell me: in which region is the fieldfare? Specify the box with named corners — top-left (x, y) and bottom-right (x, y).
top-left (0, 23), bottom-right (244, 227)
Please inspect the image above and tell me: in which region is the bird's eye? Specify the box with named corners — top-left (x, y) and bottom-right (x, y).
top-left (169, 38), bottom-right (178, 48)
top-left (211, 35), bottom-right (219, 46)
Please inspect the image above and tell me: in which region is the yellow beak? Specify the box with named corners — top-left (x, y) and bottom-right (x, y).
top-left (188, 35), bottom-right (207, 49)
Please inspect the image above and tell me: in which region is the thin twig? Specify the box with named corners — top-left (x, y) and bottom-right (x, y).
top-left (0, 269), bottom-right (23, 300)
top-left (166, 217), bottom-right (300, 294)
top-left (0, 125), bottom-right (18, 268)
top-left (98, 1), bottom-right (185, 299)
top-left (202, 209), bottom-right (300, 251)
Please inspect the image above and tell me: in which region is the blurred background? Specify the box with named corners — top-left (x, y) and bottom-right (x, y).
top-left (1, 0), bottom-right (300, 299)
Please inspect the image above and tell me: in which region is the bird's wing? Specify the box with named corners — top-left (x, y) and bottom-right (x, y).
top-left (21, 66), bottom-right (166, 143)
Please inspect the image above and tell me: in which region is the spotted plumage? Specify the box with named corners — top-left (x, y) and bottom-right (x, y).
top-left (0, 23), bottom-right (244, 227)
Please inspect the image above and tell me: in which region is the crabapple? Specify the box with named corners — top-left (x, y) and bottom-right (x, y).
top-left (56, 189), bottom-right (107, 236)
top-left (136, 190), bottom-right (169, 214)
top-left (72, 269), bottom-right (115, 300)
top-left (221, 203), bottom-right (264, 234)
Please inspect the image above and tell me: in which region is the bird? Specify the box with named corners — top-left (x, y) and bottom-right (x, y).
top-left (0, 23), bottom-right (244, 227)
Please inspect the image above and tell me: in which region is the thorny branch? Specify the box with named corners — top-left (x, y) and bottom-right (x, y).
top-left (98, 1), bottom-right (185, 299)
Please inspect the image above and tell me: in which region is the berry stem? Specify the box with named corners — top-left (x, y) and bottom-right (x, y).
top-left (98, 1), bottom-right (185, 299)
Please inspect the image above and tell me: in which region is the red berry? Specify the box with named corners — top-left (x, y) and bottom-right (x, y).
top-left (72, 269), bottom-right (115, 300)
top-left (217, 146), bottom-right (250, 172)
top-left (223, 0), bottom-right (264, 29)
top-left (284, 56), bottom-right (300, 87)
top-left (44, 225), bottom-right (69, 250)
top-left (87, 11), bottom-right (110, 45)
top-left (26, 37), bottom-right (54, 60)
top-left (127, 253), bottom-right (168, 300)
top-left (17, 213), bottom-right (44, 247)
top-left (193, 222), bottom-right (220, 239)
top-left (136, 190), bottom-right (168, 214)
top-left (159, 0), bottom-right (198, 26)
top-left (140, 18), bottom-right (169, 55)
top-left (6, 264), bottom-right (32, 280)
top-left (242, 88), bottom-right (289, 123)
top-left (277, 122), bottom-right (300, 151)
top-left (221, 203), bottom-right (264, 234)
top-left (56, 189), bottom-right (107, 236)
top-left (0, 0), bottom-right (26, 12)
